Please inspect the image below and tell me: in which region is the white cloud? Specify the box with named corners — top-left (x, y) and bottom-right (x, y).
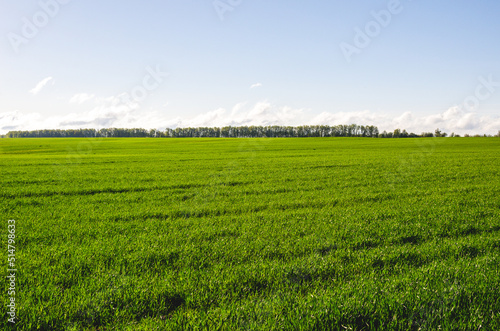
top-left (164, 101), bottom-right (306, 129)
top-left (1, 93), bottom-right (159, 133)
top-left (310, 110), bottom-right (386, 127)
top-left (1, 101), bottom-right (499, 135)
top-left (310, 106), bottom-right (500, 135)
top-left (0, 110), bottom-right (42, 132)
top-left (250, 83), bottom-right (262, 89)
top-left (231, 102), bottom-right (247, 116)
top-left (29, 77), bottom-right (53, 95)
top-left (69, 93), bottom-right (95, 104)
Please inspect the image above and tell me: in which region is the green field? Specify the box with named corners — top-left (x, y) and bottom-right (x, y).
top-left (1, 137), bottom-right (500, 330)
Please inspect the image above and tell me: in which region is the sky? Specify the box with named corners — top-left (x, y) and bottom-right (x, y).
top-left (1, 0), bottom-right (499, 135)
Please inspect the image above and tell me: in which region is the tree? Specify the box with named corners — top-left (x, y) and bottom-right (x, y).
top-left (434, 128), bottom-right (447, 137)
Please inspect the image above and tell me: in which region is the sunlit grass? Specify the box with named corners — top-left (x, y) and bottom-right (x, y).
top-left (1, 137), bottom-right (499, 330)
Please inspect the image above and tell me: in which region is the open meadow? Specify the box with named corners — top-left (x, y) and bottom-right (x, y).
top-left (1, 137), bottom-right (500, 330)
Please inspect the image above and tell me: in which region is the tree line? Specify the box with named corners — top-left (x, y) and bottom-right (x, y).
top-left (6, 125), bottom-right (379, 138)
top-left (3, 126), bottom-right (498, 138)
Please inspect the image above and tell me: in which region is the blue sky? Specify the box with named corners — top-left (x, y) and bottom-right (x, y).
top-left (1, 0), bottom-right (499, 134)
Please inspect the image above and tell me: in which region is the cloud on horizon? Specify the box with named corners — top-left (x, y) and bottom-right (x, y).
top-left (310, 107), bottom-right (500, 135)
top-left (69, 93), bottom-right (96, 104)
top-left (250, 83), bottom-right (262, 89)
top-left (1, 99), bottom-right (499, 135)
top-left (29, 77), bottom-right (54, 95)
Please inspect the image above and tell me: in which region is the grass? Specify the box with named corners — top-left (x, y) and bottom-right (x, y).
top-left (1, 137), bottom-right (499, 330)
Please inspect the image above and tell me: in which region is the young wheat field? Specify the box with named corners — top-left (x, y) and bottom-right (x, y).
top-left (1, 137), bottom-right (500, 330)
